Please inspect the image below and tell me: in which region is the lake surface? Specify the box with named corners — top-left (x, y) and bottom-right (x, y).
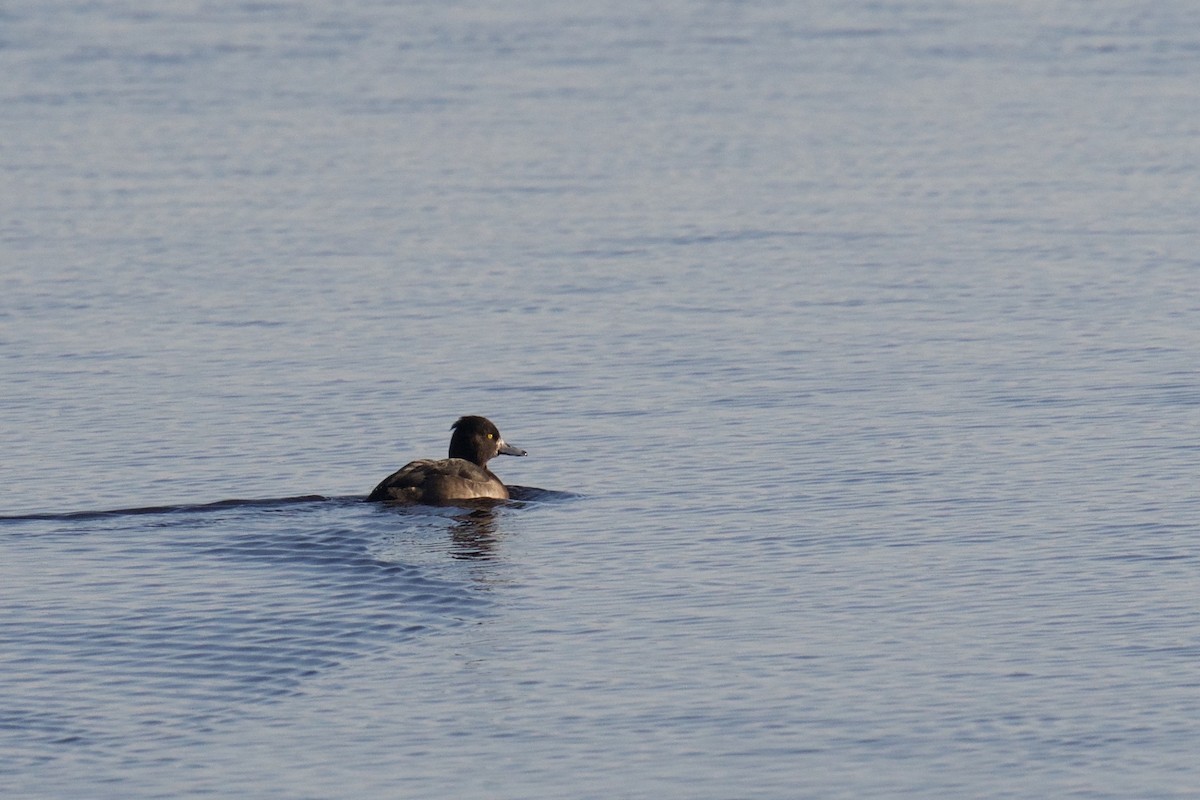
top-left (3, 1), bottom-right (1200, 797)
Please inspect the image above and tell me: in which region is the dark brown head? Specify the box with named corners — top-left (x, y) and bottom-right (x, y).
top-left (448, 416), bottom-right (527, 467)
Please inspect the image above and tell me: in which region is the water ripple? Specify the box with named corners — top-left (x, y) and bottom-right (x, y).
top-left (0, 495), bottom-right (505, 769)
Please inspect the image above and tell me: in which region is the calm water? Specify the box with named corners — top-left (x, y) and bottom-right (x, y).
top-left (3, 1), bottom-right (1200, 797)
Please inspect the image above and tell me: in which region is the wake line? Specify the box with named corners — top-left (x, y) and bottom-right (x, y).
top-left (0, 494), bottom-right (340, 522)
top-left (1, 486), bottom-right (577, 523)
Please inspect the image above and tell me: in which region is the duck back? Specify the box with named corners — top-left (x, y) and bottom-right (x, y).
top-left (367, 457), bottom-right (510, 504)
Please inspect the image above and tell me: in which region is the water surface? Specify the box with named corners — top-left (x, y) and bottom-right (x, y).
top-left (2, 1), bottom-right (1200, 797)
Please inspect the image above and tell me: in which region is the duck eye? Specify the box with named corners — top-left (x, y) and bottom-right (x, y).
top-left (486, 433), bottom-right (494, 439)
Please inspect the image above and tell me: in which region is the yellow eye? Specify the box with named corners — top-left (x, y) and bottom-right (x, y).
top-left (486, 433), bottom-right (494, 439)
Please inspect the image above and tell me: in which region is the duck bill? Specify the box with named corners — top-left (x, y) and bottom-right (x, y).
top-left (497, 439), bottom-right (527, 457)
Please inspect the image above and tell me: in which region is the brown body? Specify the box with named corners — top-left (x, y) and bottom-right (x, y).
top-left (368, 416), bottom-right (526, 505)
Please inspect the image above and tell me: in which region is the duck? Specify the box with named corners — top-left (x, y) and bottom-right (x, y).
top-left (367, 415), bottom-right (527, 505)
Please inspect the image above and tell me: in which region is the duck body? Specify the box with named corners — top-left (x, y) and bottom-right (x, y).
top-left (368, 416), bottom-right (526, 505)
top-left (368, 457), bottom-right (511, 504)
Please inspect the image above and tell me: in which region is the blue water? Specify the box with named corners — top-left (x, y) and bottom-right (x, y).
top-left (3, 1), bottom-right (1200, 797)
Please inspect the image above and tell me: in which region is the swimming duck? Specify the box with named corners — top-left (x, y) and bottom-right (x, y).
top-left (367, 415), bottom-right (527, 505)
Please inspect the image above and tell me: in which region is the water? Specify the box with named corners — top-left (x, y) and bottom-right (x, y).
top-left (3, 1), bottom-right (1200, 797)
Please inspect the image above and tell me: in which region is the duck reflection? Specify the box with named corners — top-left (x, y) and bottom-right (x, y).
top-left (448, 507), bottom-right (500, 560)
